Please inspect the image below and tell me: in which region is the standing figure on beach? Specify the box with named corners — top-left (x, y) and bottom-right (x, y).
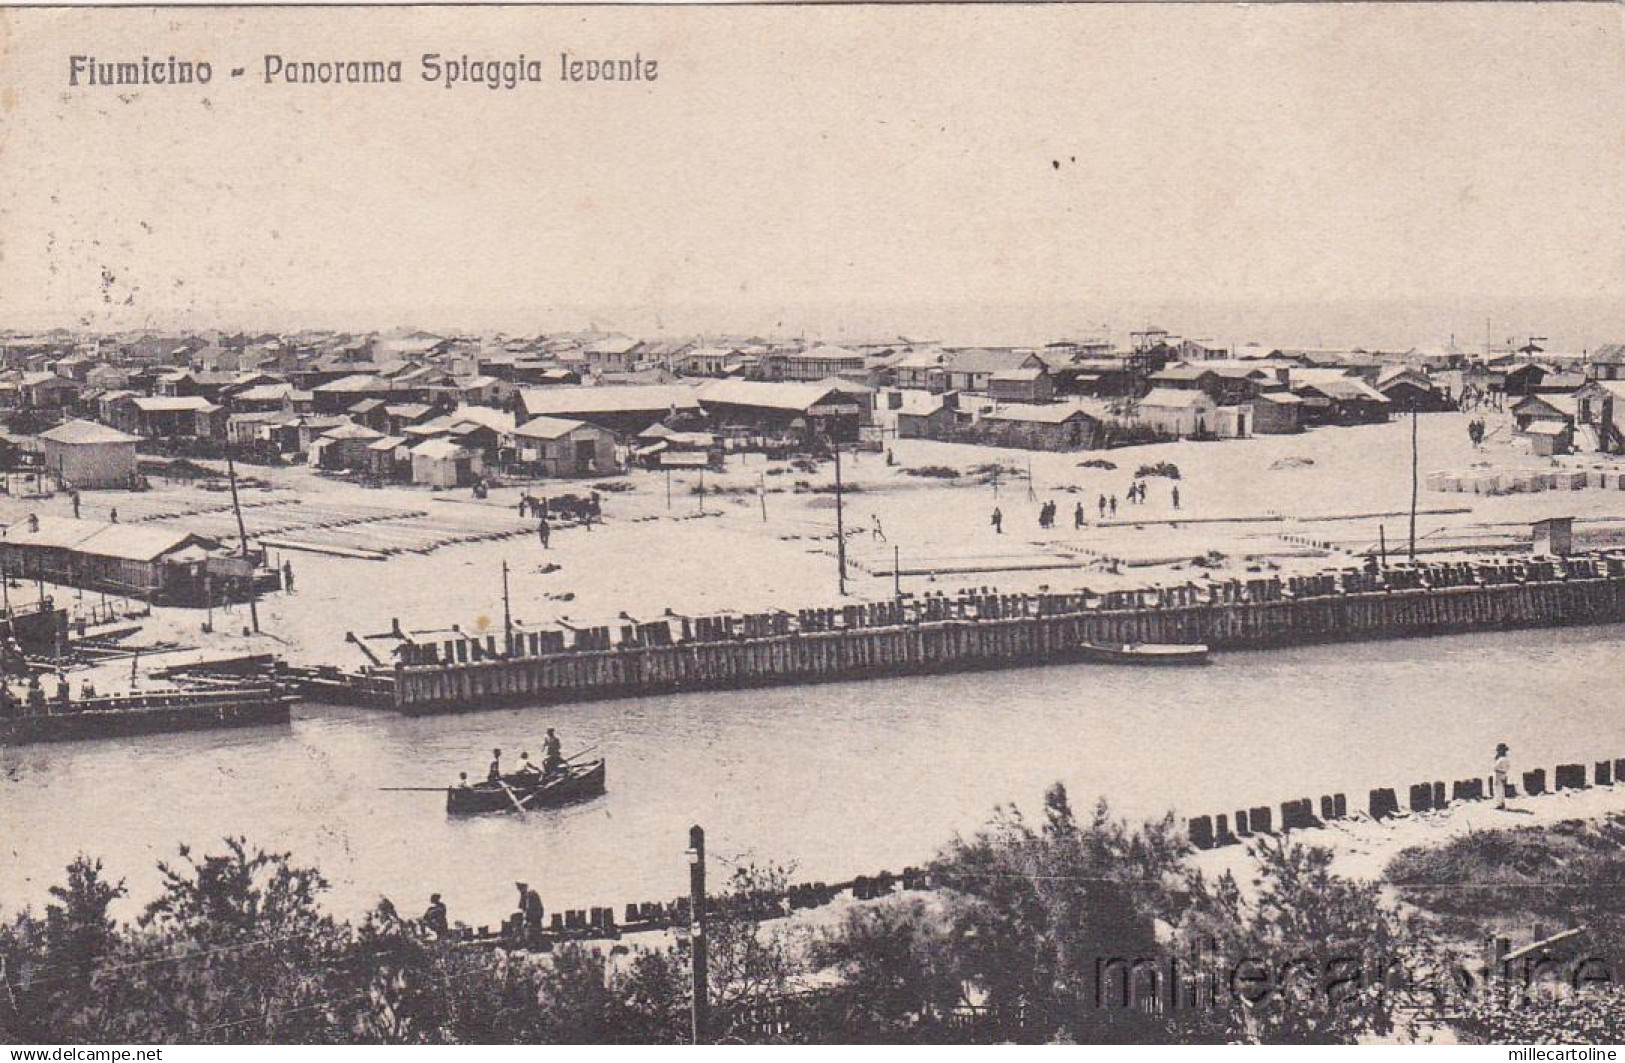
top-left (1493, 743), bottom-right (1511, 809)
top-left (1109, 494), bottom-right (1118, 517)
top-left (1097, 494), bottom-right (1107, 519)
top-left (1074, 502), bottom-right (1085, 530)
top-left (871, 514), bottom-right (887, 542)
top-left (991, 507), bottom-right (1003, 534)
top-left (1172, 485), bottom-right (1181, 510)
top-left (538, 517), bottom-right (551, 549)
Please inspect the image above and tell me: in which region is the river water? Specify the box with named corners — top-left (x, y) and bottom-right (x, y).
top-left (4, 624), bottom-right (1623, 927)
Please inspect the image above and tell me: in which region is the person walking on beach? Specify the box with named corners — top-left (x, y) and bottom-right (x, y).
top-left (537, 517), bottom-right (551, 549)
top-left (1493, 743), bottom-right (1511, 809)
top-left (991, 507), bottom-right (1003, 534)
top-left (871, 514), bottom-right (887, 542)
top-left (1074, 501), bottom-right (1085, 530)
top-left (1172, 484), bottom-right (1181, 510)
top-left (1109, 494), bottom-right (1118, 517)
top-left (1097, 494), bottom-right (1107, 520)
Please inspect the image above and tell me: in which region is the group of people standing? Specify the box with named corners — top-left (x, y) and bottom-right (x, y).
top-left (990, 479), bottom-right (1183, 534)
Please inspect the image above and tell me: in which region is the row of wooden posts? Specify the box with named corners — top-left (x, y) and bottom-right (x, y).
top-left (382, 552), bottom-right (1625, 712)
top-left (456, 867), bottom-right (931, 948)
top-left (1188, 756), bottom-right (1625, 850)
top-left (391, 553), bottom-right (1625, 669)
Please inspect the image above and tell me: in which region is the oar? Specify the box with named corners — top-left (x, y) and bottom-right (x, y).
top-left (497, 778), bottom-right (529, 816)
top-left (559, 743), bottom-right (601, 767)
top-left (378, 786), bottom-right (449, 792)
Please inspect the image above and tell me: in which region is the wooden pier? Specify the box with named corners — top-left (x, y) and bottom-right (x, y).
top-left (0, 685), bottom-right (296, 745)
top-left (372, 552), bottom-right (1625, 714)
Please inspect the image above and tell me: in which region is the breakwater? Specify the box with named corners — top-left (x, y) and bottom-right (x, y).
top-left (375, 552), bottom-right (1625, 713)
top-left (0, 685), bottom-right (294, 745)
top-left (456, 865), bottom-right (931, 952)
top-left (1188, 754), bottom-right (1625, 849)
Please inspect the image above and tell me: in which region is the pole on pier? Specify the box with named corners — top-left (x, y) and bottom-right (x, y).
top-left (1408, 409), bottom-right (1419, 562)
top-left (758, 473), bottom-right (768, 523)
top-left (666, 468), bottom-right (672, 510)
top-left (1379, 523), bottom-right (1388, 568)
top-left (697, 468), bottom-right (706, 515)
top-left (894, 544), bottom-right (901, 598)
top-left (225, 448), bottom-right (260, 634)
top-left (833, 441), bottom-right (848, 596)
top-left (687, 824), bottom-right (709, 1045)
top-left (501, 560), bottom-right (513, 655)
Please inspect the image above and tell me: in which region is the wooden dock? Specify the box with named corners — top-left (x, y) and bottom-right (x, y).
top-left (0, 685), bottom-right (296, 745)
top-left (367, 553), bottom-right (1625, 715)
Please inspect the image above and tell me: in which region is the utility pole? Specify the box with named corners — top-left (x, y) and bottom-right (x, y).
top-left (697, 467), bottom-right (706, 515)
top-left (666, 467), bottom-right (672, 510)
top-left (893, 544), bottom-right (901, 598)
top-left (833, 440), bottom-right (847, 596)
top-left (687, 825), bottom-right (709, 1045)
top-left (1408, 409), bottom-right (1419, 562)
top-left (225, 448), bottom-right (259, 634)
top-left (758, 472), bottom-right (767, 523)
top-left (501, 559), bottom-right (513, 655)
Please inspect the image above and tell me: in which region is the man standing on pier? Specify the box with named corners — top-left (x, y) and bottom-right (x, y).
top-left (1493, 743), bottom-right (1512, 809)
top-left (422, 894), bottom-right (449, 939)
top-left (515, 882), bottom-right (545, 940)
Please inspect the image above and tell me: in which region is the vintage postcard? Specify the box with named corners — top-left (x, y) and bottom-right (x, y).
top-left (1, 1), bottom-right (1623, 1050)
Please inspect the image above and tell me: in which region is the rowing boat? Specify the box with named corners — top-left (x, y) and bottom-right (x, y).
top-left (445, 759), bottom-right (607, 816)
top-left (1078, 641), bottom-right (1210, 665)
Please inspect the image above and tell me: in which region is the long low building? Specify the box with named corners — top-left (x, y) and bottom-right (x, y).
top-left (516, 385), bottom-right (702, 436)
top-left (0, 515), bottom-right (265, 604)
top-left (696, 379), bottom-right (872, 443)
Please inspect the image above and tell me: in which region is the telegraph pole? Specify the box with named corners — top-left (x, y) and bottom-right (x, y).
top-left (500, 559), bottom-right (513, 655)
top-left (1408, 409), bottom-right (1419, 562)
top-left (225, 448), bottom-right (259, 634)
top-left (833, 440), bottom-right (848, 595)
top-left (687, 825), bottom-right (709, 1045)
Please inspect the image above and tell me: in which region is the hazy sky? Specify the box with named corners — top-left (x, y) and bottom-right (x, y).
top-left (1, 5), bottom-right (1621, 348)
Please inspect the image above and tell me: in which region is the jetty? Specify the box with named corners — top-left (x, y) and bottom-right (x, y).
top-left (0, 683), bottom-right (296, 745)
top-left (293, 551), bottom-right (1625, 715)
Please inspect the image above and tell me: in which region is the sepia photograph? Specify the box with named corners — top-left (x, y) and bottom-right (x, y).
top-left (1, 0), bottom-right (1624, 1049)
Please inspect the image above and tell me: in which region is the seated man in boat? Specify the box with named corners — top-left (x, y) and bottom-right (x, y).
top-left (455, 772), bottom-right (472, 791)
top-left (514, 752), bottom-right (542, 779)
top-left (487, 748), bottom-right (503, 783)
top-left (541, 728), bottom-right (564, 775)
